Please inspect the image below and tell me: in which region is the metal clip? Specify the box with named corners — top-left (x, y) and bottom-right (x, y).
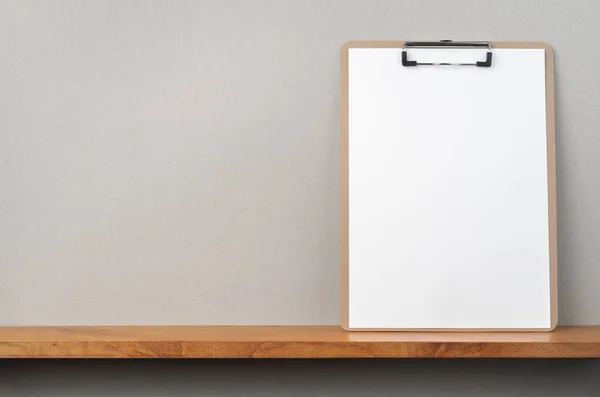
top-left (401, 40), bottom-right (493, 67)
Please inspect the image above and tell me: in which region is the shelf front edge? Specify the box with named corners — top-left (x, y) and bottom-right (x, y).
top-left (1, 326), bottom-right (599, 359)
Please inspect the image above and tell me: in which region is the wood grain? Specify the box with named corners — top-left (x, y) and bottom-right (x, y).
top-left (1, 326), bottom-right (599, 358)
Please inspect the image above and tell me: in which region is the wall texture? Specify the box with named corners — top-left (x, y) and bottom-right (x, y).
top-left (1, 0), bottom-right (600, 395)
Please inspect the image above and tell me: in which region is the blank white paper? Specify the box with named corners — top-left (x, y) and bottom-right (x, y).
top-left (348, 48), bottom-right (550, 329)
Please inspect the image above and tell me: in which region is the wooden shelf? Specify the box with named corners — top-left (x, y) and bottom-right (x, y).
top-left (1, 326), bottom-right (600, 358)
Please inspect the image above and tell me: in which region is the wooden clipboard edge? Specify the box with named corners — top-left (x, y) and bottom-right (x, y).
top-left (339, 41), bottom-right (558, 332)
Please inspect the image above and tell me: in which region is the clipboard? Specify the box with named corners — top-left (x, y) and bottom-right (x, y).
top-left (339, 41), bottom-right (557, 331)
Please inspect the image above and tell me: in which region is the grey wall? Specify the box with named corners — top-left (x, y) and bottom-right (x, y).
top-left (1, 0), bottom-right (600, 395)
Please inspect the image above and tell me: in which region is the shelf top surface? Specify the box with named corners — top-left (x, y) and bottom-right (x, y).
top-left (0, 325), bottom-right (598, 342)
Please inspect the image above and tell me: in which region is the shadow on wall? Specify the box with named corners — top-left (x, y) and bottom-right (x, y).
top-left (0, 359), bottom-right (599, 396)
